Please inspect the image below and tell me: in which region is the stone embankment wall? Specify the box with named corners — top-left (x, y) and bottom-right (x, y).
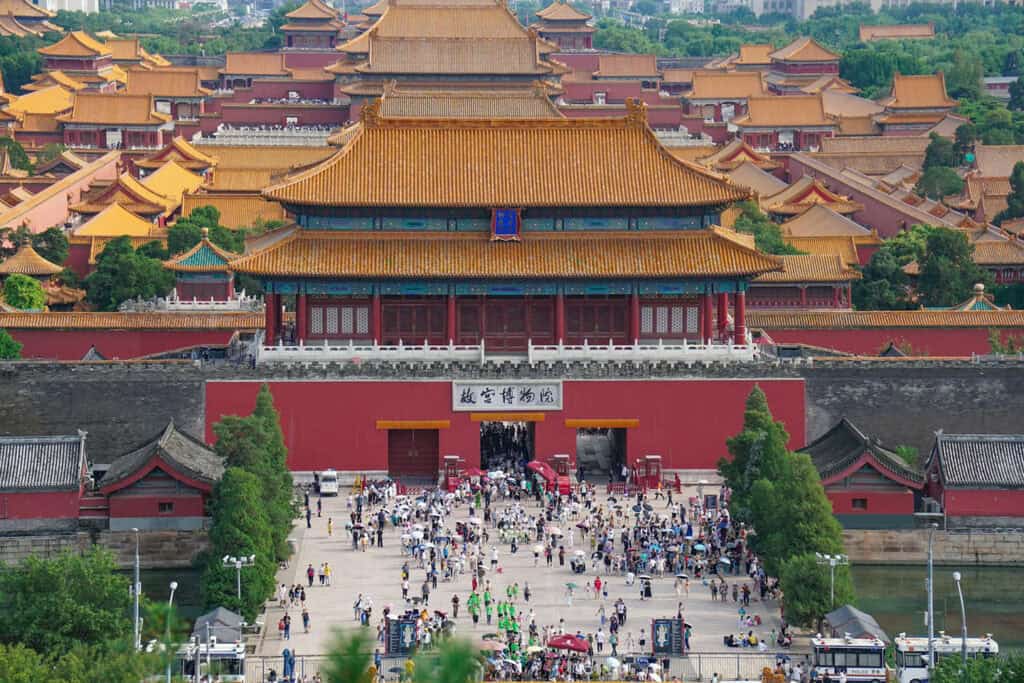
top-left (843, 529), bottom-right (1024, 565)
top-left (2, 358), bottom-right (1024, 462)
top-left (0, 530), bottom-right (209, 568)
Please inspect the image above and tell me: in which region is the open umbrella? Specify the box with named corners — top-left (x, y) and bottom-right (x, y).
top-left (693, 543), bottom-right (706, 552)
top-left (605, 657), bottom-right (621, 669)
top-left (548, 634), bottom-right (589, 653)
top-left (675, 573), bottom-right (689, 580)
top-left (546, 526), bottom-right (563, 536)
top-left (718, 557), bottom-right (732, 565)
top-left (565, 582), bottom-right (578, 590)
top-left (638, 574), bottom-right (652, 580)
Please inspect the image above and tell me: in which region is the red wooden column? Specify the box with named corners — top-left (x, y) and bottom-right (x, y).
top-left (832, 286), bottom-right (841, 308)
top-left (555, 291), bottom-right (565, 344)
top-left (716, 292), bottom-right (728, 340)
top-left (295, 293), bottom-right (307, 343)
top-left (734, 292), bottom-right (747, 345)
top-left (800, 286), bottom-right (808, 307)
top-left (702, 293), bottom-right (714, 344)
top-left (264, 293), bottom-right (276, 344)
top-left (273, 294), bottom-right (284, 342)
top-left (372, 292), bottom-right (382, 345)
top-left (446, 293), bottom-right (457, 344)
top-left (696, 293), bottom-right (705, 342)
top-left (629, 290), bottom-right (640, 343)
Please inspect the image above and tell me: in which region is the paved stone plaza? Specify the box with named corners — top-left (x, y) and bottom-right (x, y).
top-left (255, 487), bottom-right (786, 666)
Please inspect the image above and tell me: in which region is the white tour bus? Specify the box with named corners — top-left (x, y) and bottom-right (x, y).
top-left (319, 468), bottom-right (339, 496)
top-left (894, 632), bottom-right (999, 683)
top-left (811, 635), bottom-right (887, 682)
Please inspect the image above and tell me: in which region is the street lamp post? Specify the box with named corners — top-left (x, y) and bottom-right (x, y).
top-left (166, 580), bottom-right (178, 683)
top-left (222, 554), bottom-right (256, 600)
top-left (132, 528), bottom-right (141, 651)
top-left (927, 522), bottom-right (938, 672)
top-left (953, 572), bottom-right (968, 669)
top-left (815, 552), bottom-right (849, 608)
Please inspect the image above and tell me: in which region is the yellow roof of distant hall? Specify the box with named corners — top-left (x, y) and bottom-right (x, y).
top-left (264, 103), bottom-right (749, 208)
top-left (0, 241), bottom-right (62, 276)
top-left (880, 73), bottom-right (956, 110)
top-left (686, 71), bottom-right (766, 100)
top-left (140, 160), bottom-right (205, 206)
top-left (4, 85), bottom-right (73, 116)
top-left (769, 37), bottom-right (839, 63)
top-left (58, 93), bottom-right (171, 126)
top-left (74, 202), bottom-right (158, 237)
top-left (734, 44), bottom-right (773, 65)
top-left (536, 0), bottom-right (591, 21)
top-left (0, 0), bottom-right (55, 19)
top-left (38, 30), bottom-right (110, 58)
top-left (286, 0), bottom-right (339, 20)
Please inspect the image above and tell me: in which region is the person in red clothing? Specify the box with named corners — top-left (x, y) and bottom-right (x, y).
top-left (593, 576), bottom-right (603, 599)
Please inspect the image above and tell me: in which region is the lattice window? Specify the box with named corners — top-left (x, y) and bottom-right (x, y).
top-left (655, 307), bottom-right (668, 334)
top-left (340, 307), bottom-right (354, 335)
top-left (326, 307), bottom-right (339, 335)
top-left (686, 306), bottom-right (698, 334)
top-left (641, 306), bottom-right (653, 334)
top-left (310, 307), bottom-right (324, 335)
top-left (356, 306), bottom-right (369, 334)
top-left (671, 306), bottom-right (684, 334)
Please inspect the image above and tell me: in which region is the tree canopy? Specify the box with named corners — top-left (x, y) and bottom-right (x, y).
top-left (31, 227), bottom-right (69, 267)
top-left (0, 328), bottom-right (21, 359)
top-left (84, 236), bottom-right (174, 310)
top-left (917, 228), bottom-right (994, 307)
top-left (2, 273), bottom-right (45, 310)
top-left (167, 206), bottom-right (244, 256)
top-left (994, 161), bottom-right (1024, 225)
top-left (732, 201), bottom-right (803, 255)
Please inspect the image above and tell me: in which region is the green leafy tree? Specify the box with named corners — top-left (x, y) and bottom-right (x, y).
top-left (31, 226), bottom-right (69, 266)
top-left (953, 123), bottom-right (977, 164)
top-left (0, 328), bottom-right (22, 359)
top-left (0, 137), bottom-right (32, 172)
top-left (732, 201), bottom-right (803, 255)
top-left (84, 236), bottom-right (174, 310)
top-left (0, 547), bottom-right (133, 657)
top-left (2, 273), bottom-right (45, 310)
top-left (929, 652), bottom-right (1024, 683)
top-left (324, 630), bottom-right (373, 683)
top-left (994, 161), bottom-right (1024, 225)
top-left (718, 386), bottom-right (792, 523)
top-left (0, 643), bottom-right (49, 683)
top-left (778, 553), bottom-right (855, 629)
top-left (945, 51), bottom-right (984, 100)
top-left (988, 328), bottom-right (1024, 354)
top-left (923, 133), bottom-right (957, 170)
top-left (200, 467), bottom-right (278, 620)
top-left (52, 641), bottom-right (161, 683)
top-left (135, 240), bottom-right (169, 260)
top-left (1010, 78), bottom-right (1024, 112)
top-left (411, 638), bottom-right (484, 683)
top-left (853, 225), bottom-right (933, 310)
top-left (917, 228), bottom-right (994, 307)
top-left (915, 166), bottom-right (964, 199)
top-left (36, 142), bottom-right (67, 165)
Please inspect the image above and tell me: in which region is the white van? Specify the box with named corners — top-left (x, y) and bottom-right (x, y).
top-left (320, 469), bottom-right (339, 496)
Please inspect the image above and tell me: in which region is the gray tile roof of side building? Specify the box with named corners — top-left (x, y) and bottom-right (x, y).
top-left (799, 418), bottom-right (923, 486)
top-left (0, 432), bottom-right (87, 492)
top-left (192, 606), bottom-right (244, 642)
top-left (928, 432), bottom-right (1024, 489)
top-left (99, 420), bottom-right (224, 490)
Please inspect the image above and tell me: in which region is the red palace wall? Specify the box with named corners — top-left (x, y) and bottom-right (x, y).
top-left (942, 489), bottom-right (1024, 517)
top-left (9, 329), bottom-right (239, 360)
top-left (205, 378), bottom-right (806, 473)
top-left (107, 494), bottom-right (206, 519)
top-left (0, 490), bottom-right (81, 520)
top-left (827, 489), bottom-right (915, 515)
top-left (759, 327), bottom-right (1007, 357)
top-left (219, 104), bottom-right (347, 127)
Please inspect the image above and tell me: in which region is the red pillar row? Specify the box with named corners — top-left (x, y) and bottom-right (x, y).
top-left (734, 292), bottom-right (747, 345)
top-left (446, 294), bottom-right (457, 344)
top-left (716, 292), bottom-right (728, 340)
top-left (629, 291), bottom-right (640, 344)
top-left (555, 292), bottom-right (565, 344)
top-left (296, 293), bottom-right (307, 344)
top-left (372, 293), bottom-right (382, 345)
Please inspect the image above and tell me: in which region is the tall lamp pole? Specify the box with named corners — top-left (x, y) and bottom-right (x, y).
top-left (815, 552), bottom-right (849, 608)
top-left (222, 554), bottom-right (256, 600)
top-left (132, 527), bottom-right (141, 651)
top-left (166, 580), bottom-right (179, 683)
top-left (927, 522), bottom-right (938, 672)
top-left (953, 572), bottom-right (968, 669)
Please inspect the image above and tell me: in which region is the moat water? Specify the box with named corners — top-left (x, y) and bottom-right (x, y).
top-left (851, 565), bottom-right (1024, 651)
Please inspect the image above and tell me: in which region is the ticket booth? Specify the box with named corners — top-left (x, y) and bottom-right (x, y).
top-left (552, 453), bottom-right (571, 477)
top-left (443, 455), bottom-right (462, 492)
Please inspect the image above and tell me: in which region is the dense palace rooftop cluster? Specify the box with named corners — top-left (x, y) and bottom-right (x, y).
top-left (0, 0), bottom-right (1020, 362)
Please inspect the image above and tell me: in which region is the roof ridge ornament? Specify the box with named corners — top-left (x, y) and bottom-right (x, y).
top-left (361, 99), bottom-right (382, 127)
top-left (624, 97), bottom-right (647, 127)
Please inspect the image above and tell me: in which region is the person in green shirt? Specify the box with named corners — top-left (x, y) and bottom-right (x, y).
top-left (485, 601), bottom-right (494, 625)
top-left (467, 591), bottom-right (481, 626)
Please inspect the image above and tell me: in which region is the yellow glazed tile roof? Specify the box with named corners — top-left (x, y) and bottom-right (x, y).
top-left (287, 0), bottom-right (339, 20)
top-left (378, 84), bottom-right (563, 118)
top-left (25, 70), bottom-right (87, 92)
top-left (365, 5), bottom-right (527, 38)
top-left (74, 202), bottom-right (158, 237)
top-left (698, 139), bottom-right (779, 171)
top-left (733, 94), bottom-right (833, 128)
top-left (200, 145), bottom-right (335, 171)
top-left (136, 137), bottom-right (218, 171)
top-left (105, 37), bottom-right (145, 61)
top-left (686, 71), bottom-right (766, 100)
top-left (229, 228), bottom-right (782, 278)
top-left (5, 85), bottom-right (73, 116)
top-left (725, 162), bottom-right (789, 197)
top-left (182, 192), bottom-right (286, 229)
top-left (38, 30), bottom-right (109, 58)
top-left (971, 239), bottom-right (1024, 265)
top-left (753, 253), bottom-right (860, 283)
top-left (735, 44), bottom-right (773, 65)
top-left (763, 176), bottom-right (862, 216)
top-left (0, 242), bottom-right (61, 275)
top-left (222, 52), bottom-right (289, 76)
top-left (207, 169), bottom-right (273, 192)
top-left (859, 23), bottom-right (934, 41)
top-left (125, 68), bottom-right (211, 98)
top-left (748, 309), bottom-right (1024, 329)
top-left (595, 54), bottom-right (658, 78)
top-left (0, 0), bottom-right (55, 19)
top-left (265, 104), bottom-right (748, 208)
top-left (357, 36), bottom-right (555, 75)
top-left (140, 161), bottom-right (205, 207)
top-left (71, 172), bottom-right (174, 216)
top-left (536, 0), bottom-right (590, 20)
top-left (880, 73), bottom-right (956, 110)
top-left (57, 93), bottom-right (171, 126)
top-left (784, 235), bottom-right (860, 266)
top-left (769, 37), bottom-right (839, 63)
top-left (780, 204), bottom-right (872, 237)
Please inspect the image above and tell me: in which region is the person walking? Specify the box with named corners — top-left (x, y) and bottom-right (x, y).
top-left (283, 614), bottom-right (291, 640)
top-left (327, 517), bottom-right (334, 537)
top-left (451, 594), bottom-right (460, 619)
top-left (302, 607), bottom-right (311, 633)
top-left (306, 564), bottom-right (315, 587)
top-left (421, 580), bottom-right (430, 605)
top-left (324, 562), bottom-right (332, 586)
top-left (306, 507), bottom-right (312, 529)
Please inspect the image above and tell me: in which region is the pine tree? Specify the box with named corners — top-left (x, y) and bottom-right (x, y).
top-left (252, 384), bottom-right (296, 560)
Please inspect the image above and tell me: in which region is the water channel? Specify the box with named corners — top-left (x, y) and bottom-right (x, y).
top-left (851, 565), bottom-right (1024, 652)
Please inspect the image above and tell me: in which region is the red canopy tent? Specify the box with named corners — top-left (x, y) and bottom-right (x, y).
top-left (547, 635), bottom-right (590, 653)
